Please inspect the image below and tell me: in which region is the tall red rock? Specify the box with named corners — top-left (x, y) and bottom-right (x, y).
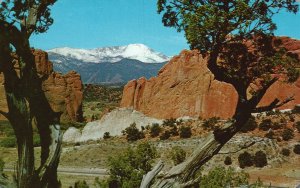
top-left (121, 37), bottom-right (300, 119)
top-left (0, 50), bottom-right (83, 122)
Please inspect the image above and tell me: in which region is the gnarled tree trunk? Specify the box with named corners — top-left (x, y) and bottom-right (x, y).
top-left (0, 27), bottom-right (62, 188)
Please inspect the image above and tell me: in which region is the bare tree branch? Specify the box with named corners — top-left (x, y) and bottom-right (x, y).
top-left (219, 140), bottom-right (261, 154)
top-left (248, 77), bottom-right (279, 108)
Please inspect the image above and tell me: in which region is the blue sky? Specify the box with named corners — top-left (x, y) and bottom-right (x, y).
top-left (30, 0), bottom-right (300, 56)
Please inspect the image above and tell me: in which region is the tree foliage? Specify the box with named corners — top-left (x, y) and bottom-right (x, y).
top-left (281, 148), bottom-right (290, 156)
top-left (0, 158), bottom-right (4, 172)
top-left (158, 1), bottom-right (299, 115)
top-left (144, 1), bottom-right (300, 187)
top-left (108, 142), bottom-right (157, 188)
top-left (224, 156), bottom-right (232, 165)
top-left (199, 167), bottom-right (249, 188)
top-left (123, 123), bottom-right (145, 141)
top-left (281, 128), bottom-right (294, 141)
top-left (253, 150), bottom-right (268, 167)
top-left (179, 126), bottom-right (192, 138)
top-left (293, 144), bottom-right (300, 154)
top-left (150, 123), bottom-right (162, 137)
top-left (238, 151), bottom-right (253, 169)
top-left (170, 146), bottom-right (186, 165)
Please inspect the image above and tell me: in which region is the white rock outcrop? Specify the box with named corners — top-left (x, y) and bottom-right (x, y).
top-left (63, 127), bottom-right (82, 143)
top-left (63, 108), bottom-right (162, 143)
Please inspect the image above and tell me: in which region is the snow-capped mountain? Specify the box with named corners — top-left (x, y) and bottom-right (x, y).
top-left (47, 44), bottom-right (170, 84)
top-left (47, 44), bottom-right (170, 64)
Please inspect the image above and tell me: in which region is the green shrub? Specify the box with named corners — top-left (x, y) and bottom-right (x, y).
top-left (170, 146), bottom-right (186, 165)
top-left (162, 118), bottom-right (177, 127)
top-left (265, 130), bottom-right (275, 139)
top-left (103, 132), bottom-right (111, 139)
top-left (281, 148), bottom-right (290, 156)
top-left (93, 177), bottom-right (108, 187)
top-left (240, 116), bottom-right (257, 133)
top-left (0, 136), bottom-right (16, 148)
top-left (203, 117), bottom-right (220, 130)
top-left (294, 121), bottom-right (300, 132)
top-left (169, 126), bottom-right (179, 136)
top-left (162, 118), bottom-right (179, 136)
top-left (272, 122), bottom-right (283, 130)
top-left (145, 124), bottom-right (150, 130)
top-left (259, 119), bottom-right (272, 131)
top-left (224, 156), bottom-right (232, 165)
top-left (123, 123), bottom-right (144, 142)
top-left (199, 167), bottom-right (249, 187)
top-left (150, 123), bottom-right (161, 137)
top-left (238, 152), bottom-right (253, 169)
top-left (160, 130), bottom-right (171, 140)
top-left (107, 142), bottom-right (157, 188)
top-left (292, 105), bottom-right (300, 114)
top-left (289, 114), bottom-right (295, 122)
top-left (265, 111), bottom-right (276, 116)
top-left (293, 144), bottom-right (300, 154)
top-left (176, 119), bottom-right (184, 126)
top-left (74, 180), bottom-right (89, 188)
top-left (253, 151), bottom-right (267, 168)
top-left (281, 128), bottom-right (294, 141)
top-left (0, 158), bottom-right (4, 172)
top-left (179, 126), bottom-right (192, 138)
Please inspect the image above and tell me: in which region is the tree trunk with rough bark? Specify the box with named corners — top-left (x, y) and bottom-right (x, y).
top-left (0, 31), bottom-right (62, 188)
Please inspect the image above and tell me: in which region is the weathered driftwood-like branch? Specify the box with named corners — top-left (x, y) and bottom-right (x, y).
top-left (36, 124), bottom-right (62, 187)
top-left (140, 121), bottom-right (236, 188)
top-left (140, 161), bottom-right (164, 188)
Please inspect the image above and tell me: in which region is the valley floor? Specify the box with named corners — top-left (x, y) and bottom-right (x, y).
top-left (1, 135), bottom-right (300, 188)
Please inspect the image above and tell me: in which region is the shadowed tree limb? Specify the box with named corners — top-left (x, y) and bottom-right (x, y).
top-left (252, 95), bottom-right (295, 113)
top-left (248, 77), bottom-right (279, 108)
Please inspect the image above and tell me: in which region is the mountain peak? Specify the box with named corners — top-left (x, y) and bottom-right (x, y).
top-left (47, 44), bottom-right (170, 64)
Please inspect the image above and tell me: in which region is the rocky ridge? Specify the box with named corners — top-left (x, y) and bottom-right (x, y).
top-left (120, 37), bottom-right (300, 119)
top-left (0, 50), bottom-right (83, 122)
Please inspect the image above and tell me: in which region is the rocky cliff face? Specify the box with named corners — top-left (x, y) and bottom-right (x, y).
top-left (0, 50), bottom-right (83, 122)
top-left (120, 37), bottom-right (300, 119)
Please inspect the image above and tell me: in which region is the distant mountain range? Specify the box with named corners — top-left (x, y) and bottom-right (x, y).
top-left (47, 44), bottom-right (170, 84)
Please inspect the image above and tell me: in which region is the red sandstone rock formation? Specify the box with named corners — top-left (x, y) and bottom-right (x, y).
top-left (121, 37), bottom-right (300, 119)
top-left (0, 50), bottom-right (83, 122)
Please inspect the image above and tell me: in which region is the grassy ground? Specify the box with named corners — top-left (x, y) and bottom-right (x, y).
top-left (1, 134), bottom-right (300, 187)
